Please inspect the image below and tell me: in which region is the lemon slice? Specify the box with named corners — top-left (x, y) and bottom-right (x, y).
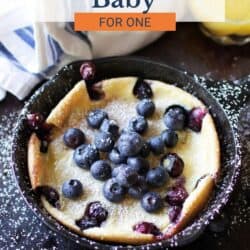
top-left (190, 0), bottom-right (250, 36)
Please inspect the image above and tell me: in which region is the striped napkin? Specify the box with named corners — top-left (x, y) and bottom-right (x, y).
top-left (0, 20), bottom-right (163, 101)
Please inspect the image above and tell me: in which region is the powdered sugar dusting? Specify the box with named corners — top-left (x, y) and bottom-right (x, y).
top-left (0, 112), bottom-right (67, 249)
top-left (182, 74), bottom-right (250, 249)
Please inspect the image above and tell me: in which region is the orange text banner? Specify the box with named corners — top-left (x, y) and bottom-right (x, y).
top-left (74, 13), bottom-right (176, 31)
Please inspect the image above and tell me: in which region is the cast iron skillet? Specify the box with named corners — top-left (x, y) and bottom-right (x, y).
top-left (12, 57), bottom-right (240, 249)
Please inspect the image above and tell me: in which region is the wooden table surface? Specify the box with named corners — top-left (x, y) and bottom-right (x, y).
top-left (0, 23), bottom-right (249, 249)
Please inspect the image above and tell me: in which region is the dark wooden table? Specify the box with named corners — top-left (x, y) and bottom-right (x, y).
top-left (0, 23), bottom-right (249, 249)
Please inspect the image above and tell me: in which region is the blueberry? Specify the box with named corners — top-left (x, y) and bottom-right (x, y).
top-left (127, 157), bottom-right (150, 175)
top-left (62, 179), bottom-right (83, 199)
top-left (148, 136), bottom-right (165, 155)
top-left (128, 116), bottom-right (148, 134)
top-left (111, 164), bottom-right (135, 178)
top-left (94, 131), bottom-right (114, 152)
top-left (116, 166), bottom-right (139, 188)
top-left (74, 144), bottom-right (100, 169)
top-left (139, 141), bottom-right (151, 158)
top-left (100, 119), bottom-right (119, 139)
top-left (128, 176), bottom-right (148, 199)
top-left (133, 79), bottom-right (153, 100)
top-left (168, 206), bottom-right (182, 223)
top-left (36, 186), bottom-right (60, 209)
top-left (188, 107), bottom-right (207, 132)
top-left (90, 160), bottom-right (111, 181)
top-left (109, 148), bottom-right (127, 164)
top-left (85, 201), bottom-right (108, 224)
top-left (141, 192), bottom-right (163, 213)
top-left (87, 109), bottom-right (108, 129)
top-left (80, 62), bottom-right (96, 81)
top-left (165, 186), bottom-right (188, 206)
top-left (112, 165), bottom-right (125, 178)
top-left (26, 113), bottom-right (53, 141)
top-left (136, 99), bottom-right (155, 117)
top-left (35, 123), bottom-right (54, 141)
top-left (117, 132), bottom-right (144, 157)
top-left (26, 113), bottom-right (45, 131)
top-left (76, 201), bottom-right (108, 230)
top-left (161, 129), bottom-right (178, 148)
top-left (87, 82), bottom-right (105, 101)
top-left (146, 166), bottom-right (169, 187)
top-left (76, 217), bottom-right (98, 230)
top-left (63, 128), bottom-right (85, 149)
top-left (164, 105), bottom-right (188, 131)
top-left (103, 178), bottom-right (126, 202)
top-left (161, 153), bottom-right (184, 178)
top-left (133, 222), bottom-right (161, 236)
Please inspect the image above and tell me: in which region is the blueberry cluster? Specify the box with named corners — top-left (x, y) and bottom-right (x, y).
top-left (60, 99), bottom-right (193, 214)
top-left (26, 66), bottom-right (208, 230)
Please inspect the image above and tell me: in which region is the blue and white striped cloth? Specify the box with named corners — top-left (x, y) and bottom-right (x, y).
top-left (0, 21), bottom-right (163, 100)
top-left (0, 26), bottom-right (60, 94)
